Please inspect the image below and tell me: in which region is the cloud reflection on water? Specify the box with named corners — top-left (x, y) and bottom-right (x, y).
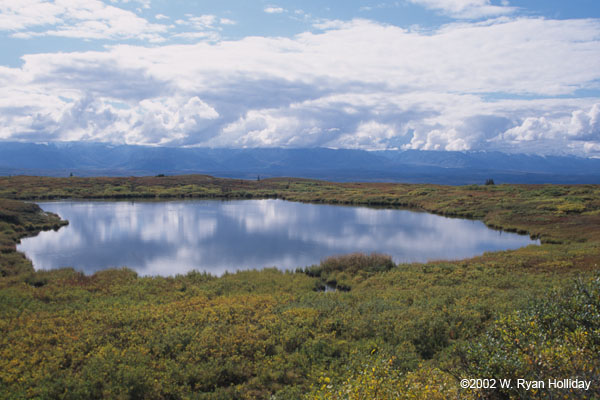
top-left (17, 199), bottom-right (539, 276)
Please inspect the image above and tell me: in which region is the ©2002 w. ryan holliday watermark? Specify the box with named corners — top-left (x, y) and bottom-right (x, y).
top-left (460, 378), bottom-right (592, 391)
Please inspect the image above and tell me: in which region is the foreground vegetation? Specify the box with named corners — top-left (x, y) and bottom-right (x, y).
top-left (0, 175), bottom-right (599, 399)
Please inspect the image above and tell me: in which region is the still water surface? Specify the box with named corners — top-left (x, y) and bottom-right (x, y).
top-left (18, 199), bottom-right (539, 276)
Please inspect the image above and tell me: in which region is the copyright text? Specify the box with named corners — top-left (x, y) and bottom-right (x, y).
top-left (460, 378), bottom-right (592, 391)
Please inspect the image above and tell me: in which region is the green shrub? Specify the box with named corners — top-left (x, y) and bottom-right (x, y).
top-left (319, 253), bottom-right (395, 275)
top-left (456, 274), bottom-right (600, 399)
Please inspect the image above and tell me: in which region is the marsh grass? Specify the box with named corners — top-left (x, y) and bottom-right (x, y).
top-left (0, 176), bottom-right (599, 398)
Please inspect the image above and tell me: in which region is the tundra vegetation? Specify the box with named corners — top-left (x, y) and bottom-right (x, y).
top-left (0, 175), bottom-right (599, 399)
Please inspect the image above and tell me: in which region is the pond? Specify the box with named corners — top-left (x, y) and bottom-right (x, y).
top-left (17, 199), bottom-right (539, 276)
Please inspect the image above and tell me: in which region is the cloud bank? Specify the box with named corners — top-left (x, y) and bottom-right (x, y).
top-left (1, 16), bottom-right (600, 156)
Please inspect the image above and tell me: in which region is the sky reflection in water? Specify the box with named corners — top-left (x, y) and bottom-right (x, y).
top-left (17, 200), bottom-right (539, 276)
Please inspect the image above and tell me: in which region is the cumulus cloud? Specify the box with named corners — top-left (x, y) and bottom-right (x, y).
top-left (487, 103), bottom-right (600, 155)
top-left (584, 142), bottom-right (600, 155)
top-left (501, 117), bottom-right (555, 142)
top-left (333, 121), bottom-right (398, 150)
top-left (1, 17), bottom-right (600, 155)
top-left (264, 6), bottom-right (286, 14)
top-left (407, 128), bottom-right (469, 151)
top-left (133, 96), bottom-right (219, 144)
top-left (407, 0), bottom-right (516, 19)
top-left (404, 112), bottom-right (514, 151)
top-left (220, 18), bottom-right (236, 26)
top-left (110, 0), bottom-right (151, 8)
top-left (498, 103), bottom-right (600, 144)
top-left (177, 14), bottom-right (218, 29)
top-left (171, 14), bottom-right (236, 41)
top-left (0, 0), bottom-right (168, 41)
top-left (569, 103), bottom-right (600, 140)
top-left (1, 93), bottom-right (219, 145)
top-left (0, 1), bottom-right (239, 43)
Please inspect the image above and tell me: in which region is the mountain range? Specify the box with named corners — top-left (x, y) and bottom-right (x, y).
top-left (1, 141), bottom-right (599, 185)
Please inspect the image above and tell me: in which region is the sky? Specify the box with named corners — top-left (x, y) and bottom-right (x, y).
top-left (1, 0), bottom-right (600, 157)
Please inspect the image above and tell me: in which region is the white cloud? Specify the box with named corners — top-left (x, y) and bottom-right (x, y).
top-left (2, 17), bottom-right (600, 156)
top-left (497, 103), bottom-right (600, 144)
top-left (110, 0), bottom-right (151, 9)
top-left (216, 110), bottom-right (304, 147)
top-left (130, 96), bottom-right (219, 144)
top-left (408, 0), bottom-right (516, 19)
top-left (486, 103), bottom-right (600, 155)
top-left (169, 14), bottom-right (235, 41)
top-left (0, 92), bottom-right (219, 145)
top-left (1, 0), bottom-right (167, 41)
top-left (264, 7), bottom-right (286, 14)
top-left (568, 103), bottom-right (600, 140)
top-left (187, 15), bottom-right (218, 29)
top-left (501, 117), bottom-right (554, 142)
top-left (333, 121), bottom-right (398, 150)
top-left (407, 128), bottom-right (469, 151)
top-left (583, 142), bottom-right (600, 155)
top-left (220, 18), bottom-right (236, 26)
top-left (171, 31), bottom-right (220, 41)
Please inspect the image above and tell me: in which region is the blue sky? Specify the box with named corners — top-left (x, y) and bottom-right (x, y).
top-left (1, 0), bottom-right (599, 156)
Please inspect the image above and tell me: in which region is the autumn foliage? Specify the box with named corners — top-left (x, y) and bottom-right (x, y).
top-left (0, 176), bottom-right (599, 398)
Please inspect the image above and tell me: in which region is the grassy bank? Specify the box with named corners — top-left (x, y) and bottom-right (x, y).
top-left (0, 175), bottom-right (598, 399)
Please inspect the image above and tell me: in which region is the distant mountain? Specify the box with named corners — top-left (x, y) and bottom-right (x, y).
top-left (1, 141), bottom-right (599, 184)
